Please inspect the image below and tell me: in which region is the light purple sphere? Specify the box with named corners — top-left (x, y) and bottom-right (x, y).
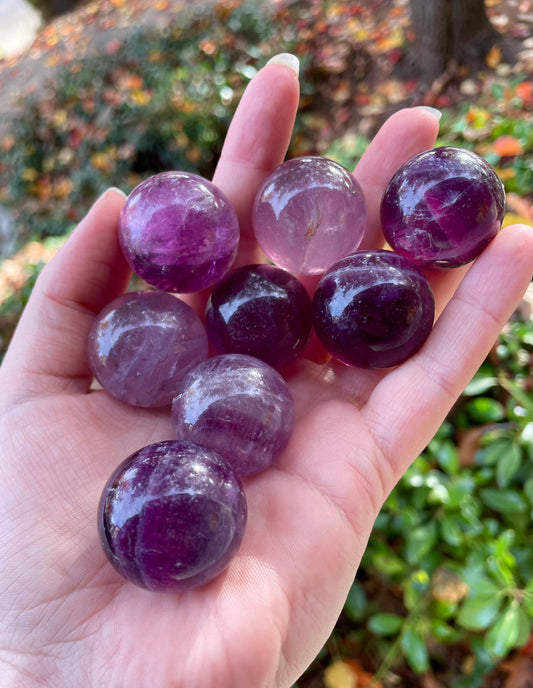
top-left (252, 156), bottom-right (366, 275)
top-left (98, 440), bottom-right (247, 592)
top-left (119, 171), bottom-right (240, 292)
top-left (171, 354), bottom-right (295, 476)
top-left (88, 290), bottom-right (208, 407)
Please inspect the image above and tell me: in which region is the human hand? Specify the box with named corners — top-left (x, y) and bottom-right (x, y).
top-left (1, 55), bottom-right (532, 688)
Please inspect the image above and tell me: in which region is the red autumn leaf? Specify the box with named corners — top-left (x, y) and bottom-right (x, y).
top-left (106, 38), bottom-right (122, 55)
top-left (500, 653), bottom-right (533, 688)
top-left (515, 81), bottom-right (533, 106)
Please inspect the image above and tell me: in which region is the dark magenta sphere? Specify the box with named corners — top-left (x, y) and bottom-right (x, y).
top-left (205, 264), bottom-right (313, 369)
top-left (380, 146), bottom-right (505, 269)
top-left (119, 171), bottom-right (240, 292)
top-left (312, 250), bottom-right (435, 368)
top-left (171, 354), bottom-right (295, 476)
top-left (252, 156), bottom-right (366, 275)
top-left (87, 290), bottom-right (208, 407)
top-left (98, 440), bottom-right (247, 592)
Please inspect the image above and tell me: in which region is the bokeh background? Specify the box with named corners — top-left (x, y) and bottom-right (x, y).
top-left (0, 1), bottom-right (532, 686)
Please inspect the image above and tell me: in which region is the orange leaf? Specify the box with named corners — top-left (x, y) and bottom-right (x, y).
top-left (515, 81), bottom-right (533, 106)
top-left (324, 660), bottom-right (357, 688)
top-left (485, 45), bottom-right (502, 69)
top-left (1, 135), bottom-right (15, 152)
top-left (345, 659), bottom-right (381, 687)
top-left (324, 659), bottom-right (380, 688)
top-left (493, 135), bottom-right (524, 157)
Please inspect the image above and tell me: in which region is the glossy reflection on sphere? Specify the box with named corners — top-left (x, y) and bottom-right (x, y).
top-left (119, 171), bottom-right (240, 292)
top-left (205, 264), bottom-right (313, 369)
top-left (88, 290), bottom-right (208, 407)
top-left (171, 354), bottom-right (295, 476)
top-left (313, 250), bottom-right (435, 369)
top-left (381, 146), bottom-right (505, 269)
top-left (98, 440), bottom-right (247, 592)
top-left (252, 156), bottom-right (366, 275)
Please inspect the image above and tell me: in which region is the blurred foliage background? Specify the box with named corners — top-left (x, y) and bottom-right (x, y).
top-left (0, 1), bottom-right (532, 686)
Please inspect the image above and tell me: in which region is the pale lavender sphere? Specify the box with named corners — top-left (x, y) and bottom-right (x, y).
top-left (98, 440), bottom-right (247, 592)
top-left (171, 354), bottom-right (295, 476)
top-left (252, 156), bottom-right (366, 275)
top-left (119, 171), bottom-right (240, 292)
top-left (88, 290), bottom-right (208, 407)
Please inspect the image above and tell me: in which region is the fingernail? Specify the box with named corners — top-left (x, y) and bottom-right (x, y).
top-left (93, 186), bottom-right (127, 210)
top-left (266, 53), bottom-right (300, 78)
top-left (106, 186), bottom-right (127, 199)
top-left (416, 106), bottom-right (442, 121)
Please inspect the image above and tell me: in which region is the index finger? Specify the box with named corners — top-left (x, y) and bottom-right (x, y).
top-left (212, 54), bottom-right (300, 267)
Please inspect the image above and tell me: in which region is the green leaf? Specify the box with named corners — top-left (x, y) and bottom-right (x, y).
top-left (470, 579), bottom-right (502, 597)
top-left (435, 441), bottom-right (459, 475)
top-left (431, 618), bottom-right (460, 643)
top-left (404, 570), bottom-right (430, 611)
top-left (457, 594), bottom-right (502, 630)
top-left (516, 606), bottom-right (533, 648)
top-left (524, 580), bottom-right (533, 617)
top-left (484, 603), bottom-right (520, 658)
top-left (496, 442), bottom-right (522, 487)
top-left (465, 397), bottom-right (505, 423)
top-left (499, 376), bottom-right (533, 414)
top-left (401, 628), bottom-right (430, 674)
top-left (477, 437), bottom-right (513, 466)
top-left (370, 551), bottom-right (407, 577)
top-left (524, 477), bottom-right (533, 504)
top-left (491, 83), bottom-right (504, 100)
top-left (463, 376), bottom-right (498, 396)
top-left (405, 521), bottom-right (438, 565)
top-left (344, 581), bottom-right (367, 622)
top-left (480, 488), bottom-right (528, 514)
top-left (367, 613), bottom-right (404, 636)
top-left (440, 515), bottom-right (464, 547)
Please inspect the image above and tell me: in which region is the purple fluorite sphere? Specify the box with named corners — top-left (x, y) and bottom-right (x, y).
top-left (312, 250), bottom-right (435, 368)
top-left (252, 156), bottom-right (366, 275)
top-left (119, 171), bottom-right (239, 292)
top-left (171, 354), bottom-right (295, 476)
top-left (205, 264), bottom-right (313, 369)
top-left (381, 146), bottom-right (505, 269)
top-left (88, 290), bottom-right (208, 407)
top-left (98, 440), bottom-right (247, 592)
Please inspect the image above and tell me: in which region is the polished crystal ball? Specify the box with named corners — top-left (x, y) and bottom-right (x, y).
top-left (119, 171), bottom-right (240, 292)
top-left (380, 146), bottom-right (505, 269)
top-left (171, 354), bottom-right (295, 476)
top-left (98, 440), bottom-right (247, 592)
top-left (312, 250), bottom-right (435, 368)
top-left (252, 156), bottom-right (366, 274)
top-left (88, 290), bottom-right (208, 407)
top-left (205, 264), bottom-right (313, 369)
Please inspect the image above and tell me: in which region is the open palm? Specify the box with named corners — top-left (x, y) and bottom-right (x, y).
top-left (1, 59), bottom-right (532, 688)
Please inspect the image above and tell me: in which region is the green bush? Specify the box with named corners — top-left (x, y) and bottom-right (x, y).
top-left (337, 314), bottom-right (533, 685)
top-left (0, 2), bottom-right (288, 246)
